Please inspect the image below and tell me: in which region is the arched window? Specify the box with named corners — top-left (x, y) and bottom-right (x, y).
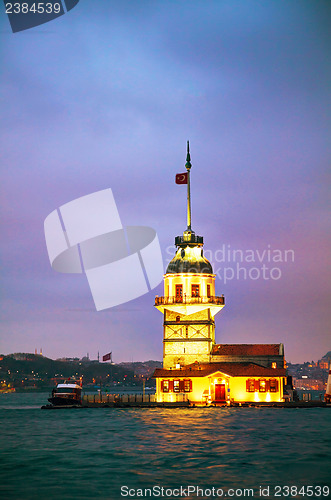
top-left (259, 379), bottom-right (266, 392)
top-left (246, 379), bottom-right (255, 392)
top-left (175, 285), bottom-right (183, 301)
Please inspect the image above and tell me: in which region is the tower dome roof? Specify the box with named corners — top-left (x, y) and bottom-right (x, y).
top-left (166, 245), bottom-right (213, 274)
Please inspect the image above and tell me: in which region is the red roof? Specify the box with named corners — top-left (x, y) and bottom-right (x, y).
top-left (211, 344), bottom-right (282, 356)
top-left (153, 362), bottom-right (286, 378)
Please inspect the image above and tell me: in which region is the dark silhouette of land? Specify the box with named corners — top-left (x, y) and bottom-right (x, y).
top-left (0, 353), bottom-right (161, 390)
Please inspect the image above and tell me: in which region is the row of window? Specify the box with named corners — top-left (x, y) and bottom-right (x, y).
top-left (161, 379), bottom-right (192, 393)
top-left (161, 378), bottom-right (279, 394)
top-left (246, 379), bottom-right (279, 393)
top-left (175, 284), bottom-right (211, 298)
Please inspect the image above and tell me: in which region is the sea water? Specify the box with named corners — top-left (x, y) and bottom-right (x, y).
top-left (0, 393), bottom-right (330, 500)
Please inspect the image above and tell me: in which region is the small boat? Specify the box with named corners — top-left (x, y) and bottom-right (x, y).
top-left (47, 379), bottom-right (82, 407)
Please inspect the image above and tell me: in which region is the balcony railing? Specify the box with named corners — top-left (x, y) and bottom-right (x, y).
top-left (155, 295), bottom-right (225, 306)
top-left (83, 394), bottom-right (156, 404)
top-left (175, 234), bottom-right (204, 246)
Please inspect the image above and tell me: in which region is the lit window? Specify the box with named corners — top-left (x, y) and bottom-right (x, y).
top-left (191, 284), bottom-right (200, 297)
top-left (175, 285), bottom-right (183, 301)
top-left (173, 380), bottom-right (180, 393)
top-left (184, 379), bottom-right (191, 392)
top-left (162, 380), bottom-right (169, 393)
top-left (269, 379), bottom-right (278, 392)
top-left (272, 362), bottom-right (277, 369)
top-left (247, 379), bottom-right (255, 392)
top-left (259, 380), bottom-right (266, 392)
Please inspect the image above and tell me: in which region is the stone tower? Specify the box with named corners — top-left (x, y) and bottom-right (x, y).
top-left (155, 143), bottom-right (225, 369)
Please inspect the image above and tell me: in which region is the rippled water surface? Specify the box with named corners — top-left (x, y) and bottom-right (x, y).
top-left (0, 393), bottom-right (330, 499)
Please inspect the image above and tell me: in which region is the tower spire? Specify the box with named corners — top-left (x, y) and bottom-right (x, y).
top-left (185, 141), bottom-right (192, 231)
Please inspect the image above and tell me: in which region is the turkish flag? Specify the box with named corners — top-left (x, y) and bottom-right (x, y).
top-left (175, 173), bottom-right (188, 184)
top-left (102, 352), bottom-right (112, 362)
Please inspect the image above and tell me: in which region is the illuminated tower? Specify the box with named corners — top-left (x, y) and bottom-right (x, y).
top-left (155, 143), bottom-right (225, 369)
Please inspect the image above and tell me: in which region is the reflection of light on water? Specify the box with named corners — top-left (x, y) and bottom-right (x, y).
top-left (0, 406), bottom-right (41, 410)
top-left (1, 393), bottom-right (330, 496)
top-left (205, 464), bottom-right (227, 469)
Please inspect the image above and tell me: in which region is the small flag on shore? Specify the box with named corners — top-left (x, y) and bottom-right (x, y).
top-left (175, 172), bottom-right (188, 184)
top-left (103, 352), bottom-right (112, 362)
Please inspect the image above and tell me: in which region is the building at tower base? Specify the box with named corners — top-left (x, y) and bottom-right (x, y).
top-left (154, 349), bottom-right (286, 405)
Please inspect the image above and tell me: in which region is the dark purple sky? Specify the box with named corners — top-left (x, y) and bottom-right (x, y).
top-left (1, 1), bottom-right (330, 363)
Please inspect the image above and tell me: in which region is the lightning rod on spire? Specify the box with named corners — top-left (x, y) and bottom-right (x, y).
top-left (185, 141), bottom-right (192, 231)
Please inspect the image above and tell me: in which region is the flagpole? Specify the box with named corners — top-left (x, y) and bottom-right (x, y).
top-left (185, 141), bottom-right (192, 231)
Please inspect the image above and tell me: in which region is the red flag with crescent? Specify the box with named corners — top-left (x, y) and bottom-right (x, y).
top-left (175, 172), bottom-right (188, 184)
